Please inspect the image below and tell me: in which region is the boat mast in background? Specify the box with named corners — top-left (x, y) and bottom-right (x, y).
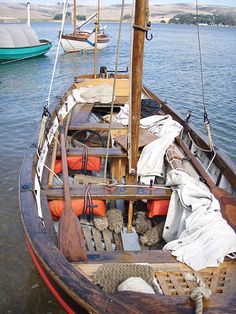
top-left (73, 0), bottom-right (77, 35)
top-left (26, 2), bottom-right (30, 27)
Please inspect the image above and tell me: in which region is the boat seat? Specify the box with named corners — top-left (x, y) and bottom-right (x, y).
top-left (57, 147), bottom-right (127, 158)
top-left (45, 184), bottom-right (172, 201)
top-left (69, 122), bottom-right (127, 131)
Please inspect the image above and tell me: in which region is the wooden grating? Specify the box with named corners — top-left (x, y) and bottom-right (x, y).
top-left (155, 266), bottom-right (234, 296)
top-left (80, 216), bottom-right (123, 252)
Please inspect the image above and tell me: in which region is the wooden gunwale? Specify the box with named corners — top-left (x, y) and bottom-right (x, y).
top-left (143, 85), bottom-right (236, 192)
top-left (19, 75), bottom-right (236, 313)
top-left (19, 124), bottom-right (143, 314)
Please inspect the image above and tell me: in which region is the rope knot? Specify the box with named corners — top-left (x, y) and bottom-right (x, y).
top-left (191, 286), bottom-right (212, 300)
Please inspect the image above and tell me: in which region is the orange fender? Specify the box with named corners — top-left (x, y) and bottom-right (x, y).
top-left (54, 156), bottom-right (101, 174)
top-left (147, 200), bottom-right (170, 218)
top-left (48, 199), bottom-right (106, 220)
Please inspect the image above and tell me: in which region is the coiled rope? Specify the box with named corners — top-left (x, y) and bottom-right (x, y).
top-left (184, 273), bottom-right (212, 314)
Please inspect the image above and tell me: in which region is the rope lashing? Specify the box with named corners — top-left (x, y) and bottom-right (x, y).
top-left (184, 273), bottom-right (212, 314)
top-left (83, 183), bottom-right (96, 215)
top-left (133, 0), bottom-right (153, 41)
top-left (81, 146), bottom-right (89, 174)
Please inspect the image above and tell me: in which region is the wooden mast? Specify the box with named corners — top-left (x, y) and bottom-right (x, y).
top-left (73, 0), bottom-right (77, 35)
top-left (94, 0), bottom-right (100, 78)
top-left (126, 0), bottom-right (147, 185)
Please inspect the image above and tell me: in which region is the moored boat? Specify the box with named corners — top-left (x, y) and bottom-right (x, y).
top-left (19, 1), bottom-right (236, 313)
top-left (0, 2), bottom-right (52, 63)
top-left (0, 38), bottom-right (52, 62)
top-left (60, 0), bottom-right (109, 53)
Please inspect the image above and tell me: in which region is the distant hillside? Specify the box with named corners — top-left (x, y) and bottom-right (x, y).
top-left (0, 2), bottom-right (236, 23)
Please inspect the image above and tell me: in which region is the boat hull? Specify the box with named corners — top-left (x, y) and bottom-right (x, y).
top-left (0, 40), bottom-right (52, 62)
top-left (61, 35), bottom-right (109, 53)
top-left (19, 75), bottom-right (236, 313)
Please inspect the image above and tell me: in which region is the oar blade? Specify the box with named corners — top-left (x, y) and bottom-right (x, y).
top-left (58, 208), bottom-right (87, 262)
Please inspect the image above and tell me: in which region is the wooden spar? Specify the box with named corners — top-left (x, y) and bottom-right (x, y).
top-left (126, 0), bottom-right (147, 185)
top-left (58, 115), bottom-right (87, 262)
top-left (73, 0), bottom-right (77, 35)
top-left (93, 0), bottom-right (99, 78)
top-left (97, 0), bottom-right (100, 32)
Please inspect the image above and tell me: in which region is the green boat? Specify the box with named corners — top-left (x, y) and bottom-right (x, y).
top-left (0, 39), bottom-right (52, 62)
top-left (0, 24), bottom-right (52, 63)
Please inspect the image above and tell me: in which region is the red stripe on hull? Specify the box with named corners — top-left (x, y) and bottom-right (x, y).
top-left (25, 237), bottom-right (75, 314)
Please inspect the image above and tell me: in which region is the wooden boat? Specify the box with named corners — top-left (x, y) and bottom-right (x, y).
top-left (60, 0), bottom-right (109, 53)
top-left (19, 1), bottom-right (236, 313)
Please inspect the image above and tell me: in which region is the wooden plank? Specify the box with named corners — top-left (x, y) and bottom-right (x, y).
top-left (40, 195), bottom-right (58, 245)
top-left (114, 128), bottom-right (158, 151)
top-left (82, 226), bottom-right (95, 251)
top-left (169, 274), bottom-right (185, 295)
top-left (155, 273), bottom-right (173, 296)
top-left (92, 228), bottom-right (104, 251)
top-left (74, 78), bottom-right (130, 97)
top-left (74, 174), bottom-right (109, 185)
top-left (45, 185), bottom-right (172, 201)
top-left (57, 147), bottom-right (127, 158)
top-left (209, 269), bottom-right (221, 292)
top-left (102, 229), bottom-right (113, 251)
top-left (69, 122), bottom-right (127, 131)
top-left (70, 103), bottom-right (94, 126)
top-left (113, 233), bottom-right (123, 251)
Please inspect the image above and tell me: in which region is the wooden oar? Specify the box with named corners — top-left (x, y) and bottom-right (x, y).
top-left (48, 131), bottom-right (59, 188)
top-left (175, 138), bottom-right (236, 229)
top-left (58, 115), bottom-right (87, 262)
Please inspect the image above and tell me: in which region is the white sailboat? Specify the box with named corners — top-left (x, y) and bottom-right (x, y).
top-left (60, 0), bottom-right (109, 53)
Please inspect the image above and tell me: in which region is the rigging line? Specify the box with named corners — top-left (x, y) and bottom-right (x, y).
top-left (196, 0), bottom-right (214, 152)
top-left (36, 150), bottom-right (63, 185)
top-left (46, 0), bottom-right (69, 109)
top-left (127, 0), bottom-right (135, 174)
top-left (103, 0), bottom-right (125, 181)
top-left (195, 0), bottom-right (206, 116)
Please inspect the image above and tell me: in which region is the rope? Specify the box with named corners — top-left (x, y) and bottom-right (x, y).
top-left (195, 0), bottom-right (214, 151)
top-left (46, 0), bottom-right (69, 109)
top-left (36, 150), bottom-right (63, 185)
top-left (184, 273), bottom-right (212, 314)
top-left (103, 0), bottom-right (125, 181)
top-left (187, 132), bottom-right (216, 172)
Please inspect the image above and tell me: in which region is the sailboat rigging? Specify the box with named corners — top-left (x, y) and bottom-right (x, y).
top-left (60, 0), bottom-right (109, 53)
top-left (19, 0), bottom-right (236, 313)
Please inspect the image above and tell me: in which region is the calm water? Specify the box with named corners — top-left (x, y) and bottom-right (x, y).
top-left (0, 21), bottom-right (235, 313)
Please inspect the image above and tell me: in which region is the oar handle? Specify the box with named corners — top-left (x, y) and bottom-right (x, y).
top-left (59, 116), bottom-right (72, 210)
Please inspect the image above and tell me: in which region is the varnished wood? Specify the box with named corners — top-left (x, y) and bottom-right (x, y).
top-left (57, 147), bottom-right (127, 158)
top-left (127, 0), bottom-right (146, 184)
top-left (58, 117), bottom-right (87, 262)
top-left (69, 122), bottom-right (127, 131)
top-left (70, 103), bottom-right (94, 126)
top-left (45, 185), bottom-right (172, 201)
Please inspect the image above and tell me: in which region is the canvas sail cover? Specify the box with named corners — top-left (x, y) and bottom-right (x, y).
top-left (0, 24), bottom-right (40, 48)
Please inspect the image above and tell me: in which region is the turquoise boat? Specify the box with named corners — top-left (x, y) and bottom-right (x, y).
top-left (0, 39), bottom-right (52, 62)
top-left (0, 24), bottom-right (52, 63)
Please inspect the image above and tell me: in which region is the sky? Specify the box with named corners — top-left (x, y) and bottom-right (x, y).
top-left (5, 0), bottom-right (236, 6)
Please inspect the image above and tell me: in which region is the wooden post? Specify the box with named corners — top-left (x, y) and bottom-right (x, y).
top-left (126, 0), bottom-right (147, 185)
top-left (93, 0), bottom-right (99, 78)
top-left (73, 0), bottom-right (77, 35)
